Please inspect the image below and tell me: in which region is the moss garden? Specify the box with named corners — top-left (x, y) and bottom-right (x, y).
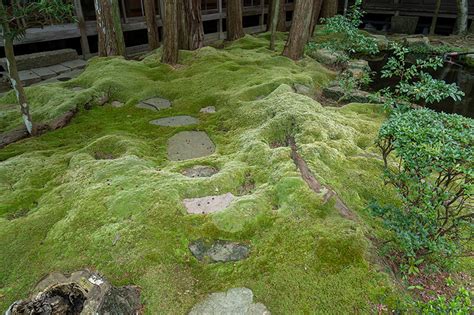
top-left (0, 33), bottom-right (472, 314)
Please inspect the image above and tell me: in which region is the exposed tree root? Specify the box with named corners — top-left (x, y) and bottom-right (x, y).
top-left (287, 136), bottom-right (357, 220)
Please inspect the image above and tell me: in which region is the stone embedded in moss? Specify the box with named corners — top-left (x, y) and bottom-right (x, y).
top-left (136, 97), bottom-right (171, 111)
top-left (189, 239), bottom-right (250, 263)
top-left (167, 131), bottom-right (215, 161)
top-left (200, 106), bottom-right (216, 114)
top-left (183, 193), bottom-right (234, 214)
top-left (150, 115), bottom-right (199, 127)
top-left (182, 165), bottom-right (219, 178)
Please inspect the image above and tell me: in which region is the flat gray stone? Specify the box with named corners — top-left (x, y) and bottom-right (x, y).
top-left (309, 48), bottom-right (346, 66)
top-left (72, 86), bottom-right (84, 92)
top-left (167, 131), bottom-right (215, 161)
top-left (200, 106), bottom-right (216, 114)
top-left (136, 97), bottom-right (171, 111)
top-left (0, 49), bottom-right (78, 71)
top-left (294, 83), bottom-right (311, 95)
top-left (150, 115), bottom-right (199, 127)
top-left (189, 239), bottom-right (250, 263)
top-left (31, 67), bottom-right (56, 80)
top-left (189, 288), bottom-right (270, 315)
top-left (183, 193), bottom-right (234, 214)
top-left (182, 165), bottom-right (219, 178)
top-left (111, 101), bottom-right (124, 108)
top-left (18, 70), bottom-right (41, 86)
top-left (48, 64), bottom-right (71, 74)
top-left (61, 59), bottom-right (87, 70)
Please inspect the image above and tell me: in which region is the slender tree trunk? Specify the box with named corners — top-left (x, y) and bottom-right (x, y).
top-left (430, 0), bottom-right (442, 35)
top-left (74, 0), bottom-right (91, 58)
top-left (343, 0), bottom-right (348, 15)
top-left (282, 0), bottom-right (314, 60)
top-left (178, 0), bottom-right (204, 50)
top-left (94, 0), bottom-right (126, 56)
top-left (1, 21), bottom-right (34, 135)
top-left (162, 0), bottom-right (178, 64)
top-left (227, 0), bottom-right (245, 41)
top-left (320, 0), bottom-right (338, 19)
top-left (144, 0), bottom-right (160, 50)
top-left (309, 0), bottom-right (323, 38)
top-left (269, 0), bottom-right (281, 50)
top-left (267, 0), bottom-right (286, 31)
top-left (456, 0), bottom-right (468, 34)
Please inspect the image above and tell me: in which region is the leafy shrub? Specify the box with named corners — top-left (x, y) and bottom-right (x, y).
top-left (379, 43), bottom-right (464, 111)
top-left (416, 287), bottom-right (472, 314)
top-left (373, 109), bottom-right (473, 265)
top-left (315, 0), bottom-right (379, 56)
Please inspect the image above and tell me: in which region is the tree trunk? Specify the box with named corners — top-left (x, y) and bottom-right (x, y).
top-left (309, 0), bottom-right (323, 38)
top-left (1, 21), bottom-right (34, 135)
top-left (430, 0), bottom-right (442, 35)
top-left (456, 0), bottom-right (468, 34)
top-left (282, 0), bottom-right (314, 60)
top-left (74, 0), bottom-right (91, 58)
top-left (277, 0), bottom-right (287, 31)
top-left (162, 0), bottom-right (179, 64)
top-left (144, 0), bottom-right (160, 50)
top-left (227, 0), bottom-right (245, 41)
top-left (94, 0), bottom-right (126, 56)
top-left (178, 0), bottom-right (204, 50)
top-left (269, 0), bottom-right (281, 50)
top-left (320, 0), bottom-right (338, 19)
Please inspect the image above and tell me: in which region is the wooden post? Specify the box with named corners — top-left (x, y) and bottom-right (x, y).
top-left (260, 0), bottom-right (265, 31)
top-left (144, 0), bottom-right (160, 49)
top-left (74, 0), bottom-right (90, 59)
top-left (218, 0), bottom-right (223, 39)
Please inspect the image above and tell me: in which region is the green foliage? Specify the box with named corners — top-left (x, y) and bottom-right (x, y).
top-left (316, 0), bottom-right (379, 56)
top-left (337, 69), bottom-right (372, 102)
top-left (373, 109), bottom-right (473, 266)
top-left (416, 287), bottom-right (472, 315)
top-left (379, 43), bottom-right (464, 111)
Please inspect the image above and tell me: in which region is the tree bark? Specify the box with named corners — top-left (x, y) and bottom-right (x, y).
top-left (320, 0), bottom-right (338, 19)
top-left (430, 0), bottom-right (442, 35)
top-left (178, 0), bottom-right (204, 50)
top-left (144, 0), bottom-right (160, 50)
top-left (227, 0), bottom-right (245, 41)
top-left (269, 0), bottom-right (281, 50)
top-left (309, 0), bottom-right (323, 38)
top-left (94, 0), bottom-right (126, 57)
top-left (277, 0), bottom-right (287, 31)
top-left (1, 21), bottom-right (34, 135)
top-left (455, 0), bottom-right (468, 34)
top-left (282, 0), bottom-right (314, 60)
top-left (162, 0), bottom-right (179, 64)
top-left (74, 0), bottom-right (91, 58)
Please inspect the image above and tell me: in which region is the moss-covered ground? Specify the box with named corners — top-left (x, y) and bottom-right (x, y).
top-left (1, 33), bottom-right (407, 313)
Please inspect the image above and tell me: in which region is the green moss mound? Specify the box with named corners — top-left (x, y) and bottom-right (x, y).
top-left (0, 35), bottom-right (405, 313)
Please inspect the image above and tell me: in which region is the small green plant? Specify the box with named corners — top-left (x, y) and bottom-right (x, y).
top-left (416, 287), bottom-right (472, 314)
top-left (316, 0), bottom-right (379, 56)
top-left (379, 43), bottom-right (464, 111)
top-left (372, 109), bottom-right (473, 268)
top-left (336, 69), bottom-right (372, 102)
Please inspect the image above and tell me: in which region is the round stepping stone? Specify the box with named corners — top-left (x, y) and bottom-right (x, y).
top-left (189, 288), bottom-right (270, 315)
top-left (199, 106), bottom-right (216, 114)
top-left (136, 97), bottom-right (171, 111)
top-left (183, 193), bottom-right (234, 214)
top-left (182, 165), bottom-right (218, 178)
top-left (189, 239), bottom-right (250, 263)
top-left (167, 131), bottom-right (215, 161)
top-left (150, 115), bottom-right (199, 127)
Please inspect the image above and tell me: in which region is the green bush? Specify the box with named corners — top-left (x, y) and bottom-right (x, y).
top-left (373, 109), bottom-right (473, 266)
top-left (312, 0), bottom-right (379, 56)
top-left (416, 287), bottom-right (472, 314)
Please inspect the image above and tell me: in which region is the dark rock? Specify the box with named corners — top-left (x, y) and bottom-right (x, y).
top-left (189, 239), bottom-right (250, 263)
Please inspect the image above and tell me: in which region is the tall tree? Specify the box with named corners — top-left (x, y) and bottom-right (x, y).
top-left (178, 0), bottom-right (204, 50)
top-left (227, 0), bottom-right (245, 41)
top-left (269, 0), bottom-right (281, 50)
top-left (309, 0), bottom-right (323, 38)
top-left (267, 0), bottom-right (286, 32)
top-left (430, 0), bottom-right (442, 35)
top-left (320, 0), bottom-right (338, 19)
top-left (0, 0), bottom-right (73, 135)
top-left (144, 0), bottom-right (160, 50)
top-left (162, 0), bottom-right (179, 64)
top-left (455, 0), bottom-right (468, 34)
top-left (282, 0), bottom-right (314, 60)
top-left (95, 0), bottom-right (126, 56)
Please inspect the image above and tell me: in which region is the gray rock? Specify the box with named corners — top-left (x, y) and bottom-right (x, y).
top-left (18, 70), bottom-right (41, 86)
top-left (347, 60), bottom-right (370, 79)
top-left (189, 288), bottom-right (270, 315)
top-left (136, 97), bottom-right (172, 111)
top-left (404, 36), bottom-right (430, 47)
top-left (61, 59), bottom-right (87, 70)
top-left (183, 193), bottom-right (234, 214)
top-left (322, 85), bottom-right (373, 104)
top-left (150, 115), bottom-right (199, 127)
top-left (182, 165), bottom-right (219, 178)
top-left (31, 67), bottom-right (56, 80)
top-left (71, 86), bottom-right (84, 92)
top-left (293, 83), bottom-right (311, 95)
top-left (200, 106), bottom-right (216, 114)
top-left (111, 100), bottom-right (125, 108)
top-left (371, 35), bottom-right (390, 50)
top-left (48, 64), bottom-right (70, 74)
top-left (309, 48), bottom-right (346, 66)
top-left (0, 49), bottom-right (78, 71)
top-left (6, 270), bottom-right (141, 315)
top-left (189, 239), bottom-right (250, 263)
top-left (167, 131), bottom-right (215, 161)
